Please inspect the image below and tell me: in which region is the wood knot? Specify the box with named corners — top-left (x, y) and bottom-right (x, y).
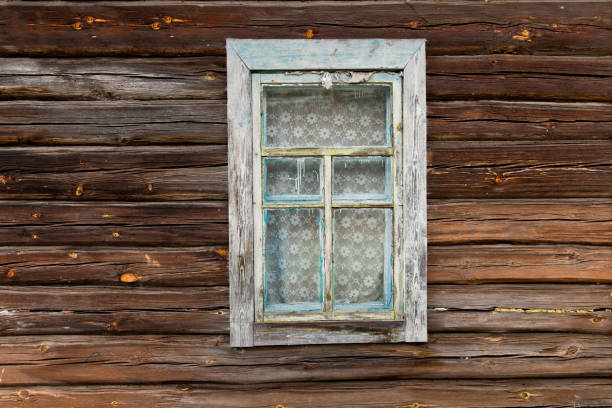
top-left (494, 173), bottom-right (504, 184)
top-left (31, 212), bottom-right (41, 218)
top-left (151, 22), bottom-right (162, 30)
top-left (17, 390), bottom-right (30, 400)
top-left (0, 174), bottom-right (14, 184)
top-left (589, 316), bottom-right (603, 324)
top-left (147, 183), bottom-right (153, 192)
top-left (108, 321), bottom-right (119, 331)
top-left (120, 272), bottom-right (141, 283)
top-left (112, 232), bottom-right (120, 238)
top-left (214, 248), bottom-right (228, 259)
top-left (163, 16), bottom-right (172, 24)
top-left (75, 184), bottom-right (84, 197)
top-left (7, 269), bottom-right (15, 278)
top-left (38, 344), bottom-right (49, 353)
top-left (564, 345), bottom-right (579, 355)
top-left (72, 22), bottom-right (83, 31)
top-left (31, 234), bottom-right (38, 240)
top-left (302, 29), bottom-right (314, 39)
top-left (520, 391), bottom-right (532, 400)
top-left (275, 405), bottom-right (286, 408)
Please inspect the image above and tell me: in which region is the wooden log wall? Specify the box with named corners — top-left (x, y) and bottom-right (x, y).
top-left (0, 1), bottom-right (611, 407)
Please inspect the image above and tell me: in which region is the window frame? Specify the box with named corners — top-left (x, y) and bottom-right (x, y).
top-left (228, 39), bottom-right (427, 347)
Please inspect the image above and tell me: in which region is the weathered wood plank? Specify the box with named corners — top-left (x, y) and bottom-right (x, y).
top-left (429, 199), bottom-right (612, 245)
top-left (1, 56), bottom-right (609, 102)
top-left (2, 308), bottom-right (610, 336)
top-left (0, 200), bottom-right (608, 246)
top-left (0, 202), bottom-right (228, 246)
top-left (428, 101), bottom-right (612, 140)
top-left (428, 245), bottom-right (612, 283)
top-left (0, 333), bottom-right (610, 384)
top-left (1, 101), bottom-right (609, 146)
top-left (1, 142), bottom-right (609, 199)
top-left (0, 100), bottom-right (227, 145)
top-left (0, 2), bottom-right (609, 56)
top-left (0, 284), bottom-right (608, 312)
top-left (0, 247), bottom-right (228, 286)
top-left (429, 141), bottom-right (612, 198)
top-left (0, 245), bottom-right (609, 286)
top-left (226, 42), bottom-right (253, 347)
top-left (0, 146), bottom-right (228, 200)
top-left (1, 379), bottom-right (611, 408)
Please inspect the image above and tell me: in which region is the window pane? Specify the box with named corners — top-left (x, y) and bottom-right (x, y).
top-left (263, 157), bottom-right (322, 203)
top-left (333, 208), bottom-right (392, 310)
top-left (264, 85), bottom-right (389, 148)
top-left (333, 157), bottom-right (391, 202)
top-left (264, 208), bottom-right (323, 311)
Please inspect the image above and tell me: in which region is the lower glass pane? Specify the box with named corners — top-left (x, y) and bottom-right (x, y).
top-left (333, 208), bottom-right (392, 310)
top-left (264, 208), bottom-right (323, 312)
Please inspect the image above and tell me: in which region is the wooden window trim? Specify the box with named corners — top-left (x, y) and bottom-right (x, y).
top-left (228, 39), bottom-right (427, 347)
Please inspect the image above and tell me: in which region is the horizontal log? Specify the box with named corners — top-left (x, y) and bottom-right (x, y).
top-left (1, 245), bottom-right (608, 286)
top-left (428, 245), bottom-right (612, 283)
top-left (428, 199), bottom-right (612, 245)
top-left (0, 284), bottom-right (609, 312)
top-left (0, 247), bottom-right (228, 286)
top-left (0, 202), bottom-right (228, 246)
top-left (1, 379), bottom-right (611, 408)
top-left (1, 142), bottom-right (609, 200)
top-left (1, 309), bottom-right (610, 336)
top-left (0, 146), bottom-right (228, 200)
top-left (0, 199), bottom-right (608, 246)
top-left (428, 141), bottom-right (612, 198)
top-left (2, 100), bottom-right (609, 146)
top-left (428, 101), bottom-right (612, 140)
top-left (0, 100), bottom-right (227, 145)
top-left (0, 333), bottom-right (610, 384)
top-left (1, 3), bottom-right (609, 56)
top-left (1, 56), bottom-right (609, 102)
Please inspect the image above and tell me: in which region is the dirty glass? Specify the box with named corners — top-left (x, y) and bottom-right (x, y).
top-left (333, 208), bottom-right (392, 309)
top-left (333, 157), bottom-right (391, 202)
top-left (263, 157), bottom-right (322, 203)
top-left (263, 85), bottom-right (390, 148)
top-left (264, 208), bottom-right (323, 311)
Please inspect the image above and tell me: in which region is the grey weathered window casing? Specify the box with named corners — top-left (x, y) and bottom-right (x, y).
top-left (227, 39), bottom-right (427, 347)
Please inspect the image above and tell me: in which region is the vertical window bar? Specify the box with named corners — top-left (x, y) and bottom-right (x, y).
top-left (323, 155), bottom-right (333, 315)
top-left (252, 74), bottom-right (264, 322)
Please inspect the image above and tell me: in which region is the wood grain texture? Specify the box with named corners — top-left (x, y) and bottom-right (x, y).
top-left (226, 42), bottom-right (253, 347)
top-left (428, 245), bottom-right (612, 283)
top-left (428, 101), bottom-right (612, 140)
top-left (403, 43), bottom-right (428, 342)
top-left (0, 146), bottom-right (228, 200)
top-left (1, 379), bottom-right (611, 408)
top-left (0, 247), bottom-right (228, 286)
top-left (0, 100), bottom-right (227, 145)
top-left (0, 199), bottom-right (607, 247)
top-left (428, 199), bottom-right (612, 245)
top-left (0, 202), bottom-right (228, 246)
top-left (2, 100), bottom-right (609, 146)
top-left (0, 333), bottom-right (610, 385)
top-left (1, 56), bottom-right (609, 102)
top-left (2, 308), bottom-right (610, 336)
top-left (1, 2), bottom-right (609, 56)
top-left (0, 245), bottom-right (609, 286)
top-left (0, 284), bottom-right (608, 313)
top-left (428, 141), bottom-right (612, 198)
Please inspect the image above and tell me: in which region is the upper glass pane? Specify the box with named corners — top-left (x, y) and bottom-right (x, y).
top-left (263, 85), bottom-right (390, 148)
top-left (264, 157), bottom-right (322, 203)
top-left (333, 157), bottom-right (391, 203)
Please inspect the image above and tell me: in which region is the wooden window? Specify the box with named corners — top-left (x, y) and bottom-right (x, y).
top-left (228, 39), bottom-right (427, 346)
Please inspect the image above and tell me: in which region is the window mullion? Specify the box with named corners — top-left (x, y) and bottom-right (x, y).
top-left (323, 155), bottom-right (333, 316)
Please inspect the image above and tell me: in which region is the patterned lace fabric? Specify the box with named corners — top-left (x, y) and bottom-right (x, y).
top-left (264, 208), bottom-right (323, 307)
top-left (333, 208), bottom-right (391, 306)
top-left (264, 158), bottom-right (322, 200)
top-left (333, 157), bottom-right (391, 200)
top-left (264, 86), bottom-right (389, 147)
